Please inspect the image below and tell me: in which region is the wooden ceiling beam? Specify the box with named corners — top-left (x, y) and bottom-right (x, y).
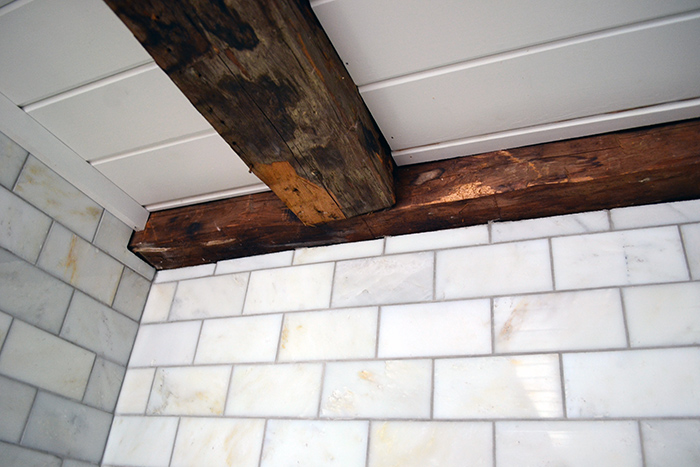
top-left (131, 119), bottom-right (700, 270)
top-left (105, 0), bottom-right (395, 225)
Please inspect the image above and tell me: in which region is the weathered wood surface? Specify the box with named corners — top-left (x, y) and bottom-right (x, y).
top-left (131, 119), bottom-right (700, 270)
top-left (105, 0), bottom-right (395, 224)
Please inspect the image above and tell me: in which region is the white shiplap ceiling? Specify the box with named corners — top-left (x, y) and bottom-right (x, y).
top-left (1, 0), bottom-right (699, 230)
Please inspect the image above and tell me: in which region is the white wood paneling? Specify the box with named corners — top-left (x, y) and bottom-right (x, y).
top-left (360, 14), bottom-right (700, 151)
top-left (312, 0), bottom-right (700, 86)
top-left (0, 0), bottom-right (151, 106)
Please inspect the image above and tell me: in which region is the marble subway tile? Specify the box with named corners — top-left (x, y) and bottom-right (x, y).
top-left (102, 416), bottom-right (178, 467)
top-left (641, 420), bottom-right (700, 467)
top-left (294, 239), bottom-right (384, 264)
top-left (14, 155), bottom-right (102, 241)
top-left (552, 227), bottom-right (688, 290)
top-left (434, 354), bottom-right (562, 419)
top-left (129, 321), bottom-right (201, 367)
top-left (378, 299), bottom-right (491, 358)
top-left (195, 314), bottom-right (282, 364)
top-left (682, 223), bottom-right (700, 279)
top-left (169, 273), bottom-right (249, 320)
top-left (226, 363), bottom-right (323, 417)
top-left (436, 240), bottom-right (552, 299)
top-left (82, 358), bottom-right (125, 412)
top-left (491, 210), bottom-right (609, 243)
top-left (245, 263), bottom-right (334, 314)
top-left (38, 223), bottom-right (123, 305)
top-left (171, 418), bottom-right (265, 467)
top-left (140, 282), bottom-right (176, 323)
top-left (61, 291), bottom-right (138, 365)
top-left (62, 460), bottom-right (97, 467)
top-left (321, 360), bottom-right (432, 419)
top-left (332, 252), bottom-right (433, 308)
top-left (0, 441), bottom-right (61, 467)
top-left (611, 199), bottom-right (700, 229)
top-left (115, 368), bottom-right (156, 415)
top-left (563, 347), bottom-right (700, 417)
top-left (112, 267), bottom-right (151, 321)
top-left (261, 420), bottom-right (368, 467)
top-left (385, 225), bottom-right (488, 254)
top-left (0, 131), bottom-right (28, 190)
top-left (0, 310), bottom-right (11, 348)
top-left (0, 248), bottom-right (73, 333)
top-left (215, 250), bottom-right (293, 274)
top-left (147, 366), bottom-right (231, 416)
top-left (624, 282), bottom-right (700, 346)
top-left (22, 392), bottom-right (112, 463)
top-left (93, 211), bottom-right (155, 280)
top-left (495, 421), bottom-right (642, 467)
top-left (369, 421), bottom-right (492, 467)
top-left (278, 307), bottom-right (377, 361)
top-left (494, 289), bottom-right (626, 353)
top-left (0, 375), bottom-right (36, 443)
top-left (0, 188), bottom-right (52, 263)
top-left (0, 320), bottom-right (94, 400)
top-left (154, 263), bottom-right (215, 283)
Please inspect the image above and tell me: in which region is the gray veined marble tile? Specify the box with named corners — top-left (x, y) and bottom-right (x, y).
top-left (115, 368), bottom-right (156, 415)
top-left (112, 267), bottom-right (151, 321)
top-left (0, 375), bottom-right (36, 443)
top-left (140, 282), bottom-right (176, 323)
top-left (0, 131), bottom-right (29, 190)
top-left (102, 416), bottom-right (179, 467)
top-left (83, 358), bottom-right (125, 413)
top-left (93, 211), bottom-right (155, 280)
top-left (293, 239), bottom-right (384, 265)
top-left (216, 250), bottom-right (294, 275)
top-left (0, 187), bottom-right (52, 263)
top-left (195, 314), bottom-right (282, 364)
top-left (169, 272), bottom-right (249, 320)
top-left (384, 224), bottom-right (488, 254)
top-left (14, 155), bottom-right (103, 241)
top-left (38, 223), bottom-right (124, 305)
top-left (611, 199), bottom-right (700, 229)
top-left (147, 366), bottom-right (231, 416)
top-left (0, 248), bottom-right (73, 334)
top-left (492, 210), bottom-right (610, 243)
top-left (0, 441), bottom-right (61, 467)
top-left (641, 420), bottom-right (700, 467)
top-left (154, 263), bottom-right (215, 283)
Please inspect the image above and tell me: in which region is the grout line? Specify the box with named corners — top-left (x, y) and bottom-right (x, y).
top-left (607, 209), bottom-right (615, 230)
top-left (81, 355), bottom-right (99, 402)
top-left (492, 421), bottom-right (497, 467)
top-left (678, 224), bottom-right (694, 280)
top-left (257, 419), bottom-right (269, 467)
top-left (432, 251), bottom-right (437, 301)
top-left (619, 288), bottom-right (632, 348)
top-left (167, 417), bottom-right (181, 467)
top-left (58, 288), bottom-right (76, 336)
top-left (143, 367), bottom-right (159, 416)
top-left (9, 131), bottom-right (31, 194)
top-left (328, 261), bottom-right (338, 309)
top-left (365, 420), bottom-right (372, 467)
top-left (240, 271), bottom-right (253, 316)
top-left (19, 377), bottom-right (39, 445)
top-left (165, 281), bottom-right (181, 322)
top-left (548, 237), bottom-right (558, 291)
top-left (558, 353), bottom-right (568, 418)
top-left (430, 359), bottom-right (435, 419)
top-left (0, 315), bottom-right (12, 357)
top-left (93, 207), bottom-right (107, 244)
top-left (190, 321), bottom-right (204, 365)
top-left (490, 297), bottom-right (495, 354)
top-left (374, 307), bottom-right (382, 358)
top-left (638, 420), bottom-right (648, 467)
top-left (111, 265), bottom-right (127, 309)
top-left (488, 220), bottom-right (493, 244)
top-left (274, 314), bottom-right (286, 363)
top-left (222, 365), bottom-right (235, 416)
top-left (33, 218), bottom-right (53, 267)
top-left (316, 362), bottom-right (327, 418)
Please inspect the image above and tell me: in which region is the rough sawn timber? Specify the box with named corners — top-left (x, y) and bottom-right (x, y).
top-left (130, 119), bottom-right (700, 270)
top-left (104, 0), bottom-right (395, 225)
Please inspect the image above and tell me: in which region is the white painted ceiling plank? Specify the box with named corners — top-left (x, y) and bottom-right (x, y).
top-left (145, 184), bottom-right (271, 212)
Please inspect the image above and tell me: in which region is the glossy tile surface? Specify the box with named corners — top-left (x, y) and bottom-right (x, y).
top-left (641, 420), bottom-right (700, 467)
top-left (245, 263), bottom-right (334, 313)
top-left (384, 225), bottom-right (488, 254)
top-left (103, 416), bottom-right (179, 467)
top-left (147, 366), bottom-right (230, 416)
top-left (169, 273), bottom-right (248, 320)
top-left (195, 314), bottom-right (282, 364)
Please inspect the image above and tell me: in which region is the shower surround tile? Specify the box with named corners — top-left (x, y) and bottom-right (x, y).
top-left (492, 210), bottom-right (609, 243)
top-left (293, 239), bottom-right (384, 264)
top-left (147, 366), bottom-right (231, 416)
top-left (129, 321), bottom-right (200, 367)
top-left (215, 250), bottom-right (293, 275)
top-left (169, 273), bottom-right (248, 320)
top-left (610, 198), bottom-right (700, 229)
top-left (682, 222), bottom-right (700, 279)
top-left (115, 368), bottom-right (156, 415)
top-left (0, 375), bottom-right (36, 443)
top-left (141, 282), bottom-right (176, 323)
top-left (641, 420), bottom-right (700, 467)
top-left (0, 188), bottom-right (51, 263)
top-left (103, 416), bottom-right (179, 467)
top-left (384, 224), bottom-right (488, 254)
top-left (195, 314), bottom-right (282, 364)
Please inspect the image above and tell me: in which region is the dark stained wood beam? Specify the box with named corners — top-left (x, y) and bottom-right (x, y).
top-left (105, 0), bottom-right (395, 225)
top-left (131, 119), bottom-right (700, 270)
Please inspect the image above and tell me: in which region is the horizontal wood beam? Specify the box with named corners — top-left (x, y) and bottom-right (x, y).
top-left (130, 119), bottom-right (700, 270)
top-left (105, 0), bottom-right (395, 225)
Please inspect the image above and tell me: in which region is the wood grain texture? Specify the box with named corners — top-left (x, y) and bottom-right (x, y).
top-left (105, 0), bottom-right (395, 224)
top-left (131, 119), bottom-right (700, 269)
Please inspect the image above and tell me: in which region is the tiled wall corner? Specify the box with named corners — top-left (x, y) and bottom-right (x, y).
top-left (106, 198), bottom-right (700, 467)
top-left (0, 130), bottom-right (154, 465)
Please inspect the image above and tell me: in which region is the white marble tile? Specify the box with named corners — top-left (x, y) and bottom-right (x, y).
top-left (147, 366), bottom-right (231, 416)
top-left (0, 375), bottom-right (36, 443)
top-left (378, 299), bottom-right (490, 358)
top-left (294, 239), bottom-right (384, 264)
top-left (611, 199), bottom-right (700, 229)
top-left (492, 210), bottom-right (609, 243)
top-left (171, 418), bottom-right (265, 467)
top-left (641, 420), bottom-right (700, 467)
top-left (93, 211), bottom-right (154, 280)
top-left (195, 314), bottom-right (282, 364)
top-left (436, 240), bottom-right (552, 300)
top-left (624, 282), bottom-right (700, 346)
top-left (385, 225), bottom-right (488, 254)
top-left (0, 188), bottom-right (52, 263)
top-left (129, 321), bottom-right (201, 367)
top-left (0, 441), bottom-right (61, 467)
top-left (112, 267), bottom-right (151, 321)
top-left (369, 421), bottom-right (492, 467)
top-left (332, 253), bottom-right (434, 308)
top-left (141, 282), bottom-right (176, 323)
top-left (0, 310), bottom-right (10, 349)
top-left (563, 347), bottom-right (700, 417)
top-left (682, 223), bottom-right (700, 280)
top-left (0, 320), bottom-right (94, 400)
top-left (0, 131), bottom-right (28, 190)
top-left (496, 421), bottom-right (642, 467)
top-left (434, 354), bottom-right (562, 419)
top-left (244, 263), bottom-right (334, 314)
top-left (115, 368), bottom-right (156, 415)
top-left (215, 250), bottom-right (294, 274)
top-left (14, 155), bottom-right (102, 241)
top-left (83, 357), bottom-right (125, 412)
top-left (169, 273), bottom-right (249, 320)
top-left (321, 360), bottom-right (432, 419)
top-left (494, 289), bottom-right (626, 353)
top-left (154, 263), bottom-right (215, 283)
top-left (102, 416), bottom-right (179, 467)
top-left (552, 227), bottom-right (688, 290)
top-left (261, 420), bottom-right (368, 467)
top-left (278, 307), bottom-right (377, 361)
top-left (226, 363), bottom-right (323, 417)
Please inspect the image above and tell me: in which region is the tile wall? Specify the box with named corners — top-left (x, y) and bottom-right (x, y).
top-left (106, 198), bottom-right (700, 466)
top-left (0, 131), bottom-right (154, 466)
